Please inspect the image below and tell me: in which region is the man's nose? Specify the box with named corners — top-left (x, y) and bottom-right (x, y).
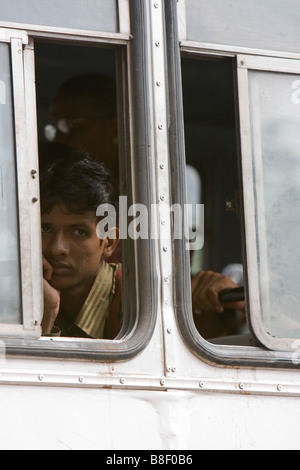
top-left (48, 232), bottom-right (70, 257)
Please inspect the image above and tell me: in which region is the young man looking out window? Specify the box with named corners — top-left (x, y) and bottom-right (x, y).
top-left (40, 143), bottom-right (121, 339)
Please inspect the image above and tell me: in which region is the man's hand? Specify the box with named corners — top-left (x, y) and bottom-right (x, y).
top-left (191, 270), bottom-right (245, 315)
top-left (41, 257), bottom-right (60, 335)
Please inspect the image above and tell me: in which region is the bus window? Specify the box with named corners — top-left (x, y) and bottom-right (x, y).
top-left (166, 0), bottom-right (300, 365)
top-left (181, 56), bottom-right (246, 341)
top-left (35, 42), bottom-right (122, 340)
top-left (0, 43), bottom-right (22, 325)
top-left (0, 1), bottom-right (158, 360)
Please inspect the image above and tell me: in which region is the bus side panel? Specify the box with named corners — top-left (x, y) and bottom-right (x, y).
top-left (1, 386), bottom-right (299, 449)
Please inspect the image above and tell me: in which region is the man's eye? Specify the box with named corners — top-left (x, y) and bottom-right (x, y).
top-left (41, 225), bottom-right (51, 233)
top-left (74, 229), bottom-right (87, 237)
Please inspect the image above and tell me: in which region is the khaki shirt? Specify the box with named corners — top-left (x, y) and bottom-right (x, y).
top-left (53, 262), bottom-right (122, 339)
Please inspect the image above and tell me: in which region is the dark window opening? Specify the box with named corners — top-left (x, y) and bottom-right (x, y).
top-left (181, 56), bottom-right (246, 342)
top-left (35, 42), bottom-right (123, 340)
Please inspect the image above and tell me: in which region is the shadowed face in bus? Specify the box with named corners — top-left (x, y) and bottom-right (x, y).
top-left (50, 92), bottom-right (119, 178)
top-left (41, 204), bottom-right (107, 293)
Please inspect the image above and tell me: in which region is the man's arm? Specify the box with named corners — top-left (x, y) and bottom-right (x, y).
top-left (41, 257), bottom-right (60, 335)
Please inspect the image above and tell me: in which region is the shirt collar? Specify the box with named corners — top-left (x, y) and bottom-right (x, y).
top-left (73, 261), bottom-right (120, 338)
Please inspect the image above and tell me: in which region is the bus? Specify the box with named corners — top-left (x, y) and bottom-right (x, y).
top-left (0, 0), bottom-right (300, 450)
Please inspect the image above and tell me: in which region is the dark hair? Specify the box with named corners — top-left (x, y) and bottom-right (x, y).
top-left (39, 142), bottom-right (118, 216)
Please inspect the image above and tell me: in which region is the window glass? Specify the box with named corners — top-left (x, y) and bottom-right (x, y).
top-left (0, 0), bottom-right (118, 33)
top-left (0, 43), bottom-right (22, 324)
top-left (249, 70), bottom-right (300, 339)
top-left (186, 0), bottom-right (300, 54)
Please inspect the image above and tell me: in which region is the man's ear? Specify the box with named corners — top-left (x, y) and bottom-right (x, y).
top-left (102, 227), bottom-right (120, 258)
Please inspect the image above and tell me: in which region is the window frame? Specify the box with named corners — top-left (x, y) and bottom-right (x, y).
top-left (237, 54), bottom-right (300, 353)
top-left (0, 28), bottom-right (42, 340)
top-left (165, 0), bottom-right (300, 369)
top-left (1, 0), bottom-right (159, 361)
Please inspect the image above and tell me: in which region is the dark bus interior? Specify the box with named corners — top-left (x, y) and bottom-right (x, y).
top-left (35, 42), bottom-right (117, 144)
top-left (181, 55), bottom-right (245, 340)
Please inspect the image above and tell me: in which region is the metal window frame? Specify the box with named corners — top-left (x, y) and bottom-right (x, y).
top-left (165, 0), bottom-right (300, 369)
top-left (237, 55), bottom-right (300, 353)
top-left (0, 29), bottom-right (42, 340)
top-left (2, 0), bottom-right (159, 361)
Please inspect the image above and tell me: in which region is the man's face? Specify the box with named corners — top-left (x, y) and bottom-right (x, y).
top-left (41, 204), bottom-right (105, 292)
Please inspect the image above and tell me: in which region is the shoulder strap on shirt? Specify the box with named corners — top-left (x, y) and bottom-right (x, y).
top-left (108, 266), bottom-right (122, 339)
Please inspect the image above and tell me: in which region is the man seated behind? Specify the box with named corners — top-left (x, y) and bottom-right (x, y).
top-left (40, 143), bottom-right (121, 339)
